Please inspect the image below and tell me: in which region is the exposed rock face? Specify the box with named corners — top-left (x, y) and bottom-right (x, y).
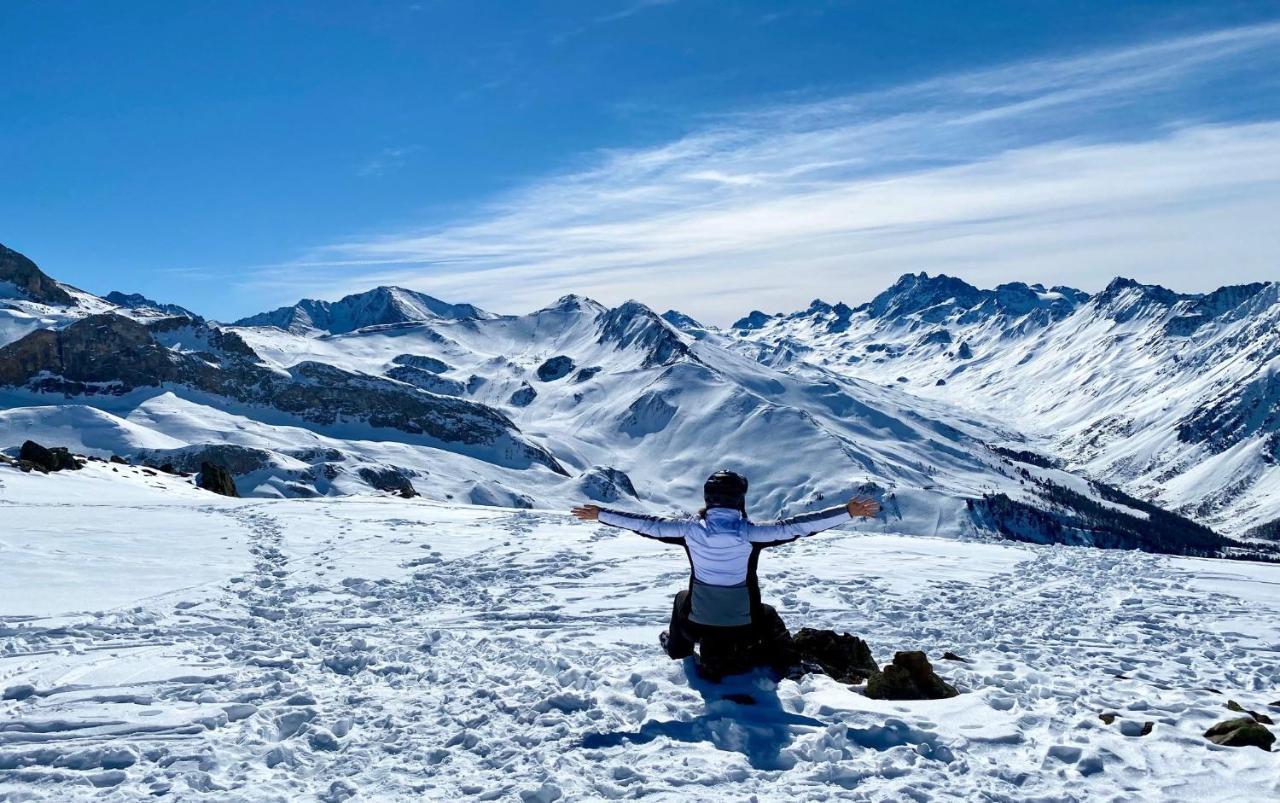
top-left (385, 365), bottom-right (466, 396)
top-left (509, 383), bottom-right (537, 407)
top-left (0, 244), bottom-right (76, 306)
top-left (793, 628), bottom-right (879, 683)
top-left (536, 355), bottom-right (575, 382)
top-left (137, 444), bottom-right (273, 477)
top-left (732, 310), bottom-right (776, 331)
top-left (578, 466), bottom-right (637, 503)
top-left (596, 302), bottom-right (690, 369)
top-left (198, 462), bottom-right (239, 497)
top-left (572, 366), bottom-right (602, 383)
top-left (0, 314), bottom-right (564, 474)
top-left (391, 354), bottom-right (450, 374)
top-left (864, 651), bottom-right (958, 700)
top-left (18, 440), bottom-right (83, 472)
top-left (357, 466), bottom-right (418, 498)
top-left (1204, 717), bottom-right (1275, 750)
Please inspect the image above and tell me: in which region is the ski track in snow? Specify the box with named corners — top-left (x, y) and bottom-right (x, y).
top-left (2, 494), bottom-right (1279, 802)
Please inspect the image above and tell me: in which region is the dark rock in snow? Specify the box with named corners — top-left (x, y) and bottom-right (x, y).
top-left (1227, 700), bottom-right (1275, 725)
top-left (941, 651), bottom-right (968, 662)
top-left (385, 364), bottom-right (466, 396)
top-left (536, 355), bottom-right (576, 382)
top-left (19, 440), bottom-right (83, 472)
top-left (109, 454), bottom-right (128, 464)
top-left (956, 341), bottom-right (973, 360)
top-left (3, 683), bottom-right (37, 701)
top-left (390, 353), bottom-right (450, 374)
top-left (578, 466), bottom-right (638, 503)
top-left (197, 462), bottom-right (239, 497)
top-left (864, 651), bottom-right (958, 700)
top-left (1204, 717), bottom-right (1275, 750)
top-left (358, 466), bottom-right (418, 498)
top-left (793, 628), bottom-right (879, 683)
top-left (509, 383), bottom-right (537, 407)
top-left (139, 444), bottom-right (272, 477)
top-left (573, 366), bottom-right (602, 383)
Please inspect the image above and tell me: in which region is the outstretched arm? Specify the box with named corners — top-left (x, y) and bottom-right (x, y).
top-left (745, 497), bottom-right (880, 545)
top-left (571, 504), bottom-right (692, 543)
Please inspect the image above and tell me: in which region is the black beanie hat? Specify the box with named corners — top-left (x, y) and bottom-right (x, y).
top-left (704, 470), bottom-right (748, 511)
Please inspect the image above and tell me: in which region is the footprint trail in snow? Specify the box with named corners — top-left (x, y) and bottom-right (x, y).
top-left (2, 491), bottom-right (1279, 801)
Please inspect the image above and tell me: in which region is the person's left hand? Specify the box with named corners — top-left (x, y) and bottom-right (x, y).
top-left (571, 504), bottom-right (601, 521)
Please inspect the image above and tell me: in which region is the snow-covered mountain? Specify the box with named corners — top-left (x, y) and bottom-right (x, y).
top-left (0, 243), bottom-right (1258, 556)
top-left (233, 286), bottom-right (495, 335)
top-left (731, 272), bottom-right (1280, 538)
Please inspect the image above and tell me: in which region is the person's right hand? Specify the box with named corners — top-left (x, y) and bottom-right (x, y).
top-left (571, 504), bottom-right (601, 521)
top-left (847, 497), bottom-right (880, 518)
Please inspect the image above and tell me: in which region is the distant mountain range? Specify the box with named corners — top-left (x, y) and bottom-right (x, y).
top-left (1, 242), bottom-right (1274, 557)
top-left (730, 271), bottom-right (1280, 539)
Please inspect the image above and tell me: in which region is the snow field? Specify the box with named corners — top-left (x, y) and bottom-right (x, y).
top-left (1, 468), bottom-right (1278, 800)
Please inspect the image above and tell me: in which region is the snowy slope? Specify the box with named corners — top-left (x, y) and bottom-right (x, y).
top-left (732, 274), bottom-right (1280, 536)
top-left (1, 466), bottom-right (1277, 801)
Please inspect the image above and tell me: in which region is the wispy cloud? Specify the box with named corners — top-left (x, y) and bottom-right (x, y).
top-left (250, 22), bottom-right (1280, 323)
top-left (356, 146), bottom-right (418, 178)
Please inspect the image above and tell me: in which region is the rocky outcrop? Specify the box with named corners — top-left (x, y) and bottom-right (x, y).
top-left (536, 355), bottom-right (575, 382)
top-left (385, 365), bottom-right (466, 396)
top-left (0, 314), bottom-right (565, 474)
top-left (509, 383), bottom-right (537, 407)
top-left (0, 244), bottom-right (76, 306)
top-left (597, 302), bottom-right (690, 369)
top-left (793, 629), bottom-right (879, 683)
top-left (17, 440), bottom-right (83, 472)
top-left (357, 466), bottom-right (418, 498)
top-left (197, 462), bottom-right (239, 497)
top-left (136, 444), bottom-right (274, 476)
top-left (391, 354), bottom-right (450, 374)
top-left (864, 651), bottom-right (958, 700)
top-left (577, 466), bottom-right (637, 503)
top-left (1204, 717), bottom-right (1275, 750)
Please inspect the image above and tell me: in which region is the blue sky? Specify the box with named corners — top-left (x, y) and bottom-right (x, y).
top-left (3, 1), bottom-right (1278, 323)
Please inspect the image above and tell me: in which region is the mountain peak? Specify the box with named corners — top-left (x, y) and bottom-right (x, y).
top-left (597, 300), bottom-right (690, 368)
top-left (234, 286), bottom-right (491, 334)
top-left (106, 291), bottom-right (201, 320)
top-left (732, 310), bottom-right (777, 330)
top-left (1095, 277), bottom-right (1184, 310)
top-left (542, 294), bottom-right (606, 314)
top-left (0, 243), bottom-right (77, 307)
top-left (864, 272), bottom-right (984, 319)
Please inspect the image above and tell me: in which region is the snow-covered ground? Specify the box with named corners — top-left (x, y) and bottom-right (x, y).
top-left (2, 465), bottom-right (1278, 801)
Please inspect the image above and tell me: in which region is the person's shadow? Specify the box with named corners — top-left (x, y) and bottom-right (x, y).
top-left (581, 659), bottom-right (825, 770)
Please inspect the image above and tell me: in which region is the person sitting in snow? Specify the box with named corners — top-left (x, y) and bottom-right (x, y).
top-left (572, 470), bottom-right (880, 678)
